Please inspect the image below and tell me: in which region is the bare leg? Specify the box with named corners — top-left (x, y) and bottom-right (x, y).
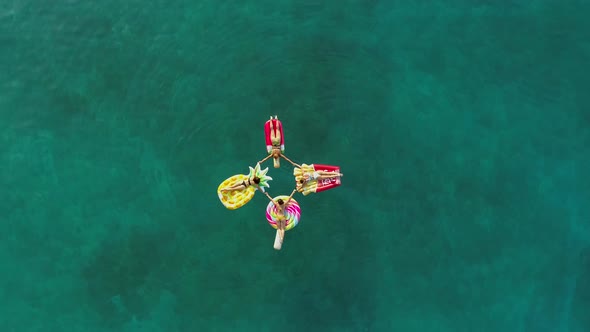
top-left (220, 182), bottom-right (247, 192)
top-left (280, 154), bottom-right (301, 168)
top-left (317, 175), bottom-right (343, 183)
top-left (269, 118), bottom-right (281, 148)
top-left (268, 117), bottom-right (281, 168)
top-left (269, 118), bottom-right (276, 142)
top-left (278, 223), bottom-right (285, 241)
top-left (317, 171), bottom-right (343, 177)
top-left (276, 214), bottom-right (286, 238)
top-left (315, 176), bottom-right (337, 182)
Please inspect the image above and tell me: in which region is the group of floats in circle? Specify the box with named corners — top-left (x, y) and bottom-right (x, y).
top-left (217, 116), bottom-right (343, 250)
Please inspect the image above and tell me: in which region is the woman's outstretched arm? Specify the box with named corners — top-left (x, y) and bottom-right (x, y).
top-left (261, 190), bottom-right (280, 209)
top-left (258, 154), bottom-right (273, 165)
top-left (285, 189), bottom-right (297, 205)
top-left (280, 154), bottom-right (301, 168)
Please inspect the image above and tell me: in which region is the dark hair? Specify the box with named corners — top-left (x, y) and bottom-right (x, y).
top-left (277, 199), bottom-right (284, 205)
top-left (253, 177), bottom-right (261, 184)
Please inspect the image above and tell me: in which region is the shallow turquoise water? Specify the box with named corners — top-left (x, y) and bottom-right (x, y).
top-left (1, 1), bottom-right (589, 331)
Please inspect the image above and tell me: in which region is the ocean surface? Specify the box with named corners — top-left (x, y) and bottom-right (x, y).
top-left (1, 1), bottom-right (589, 331)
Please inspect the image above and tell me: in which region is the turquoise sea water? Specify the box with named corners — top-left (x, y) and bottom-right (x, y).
top-left (1, 1), bottom-right (589, 331)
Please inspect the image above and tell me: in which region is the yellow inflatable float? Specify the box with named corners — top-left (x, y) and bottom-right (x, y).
top-left (217, 163), bottom-right (272, 210)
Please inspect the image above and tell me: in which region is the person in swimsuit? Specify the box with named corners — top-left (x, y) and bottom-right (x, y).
top-left (296, 170), bottom-right (343, 192)
top-left (269, 116), bottom-right (281, 147)
top-left (303, 170), bottom-right (343, 181)
top-left (258, 116), bottom-right (300, 168)
top-left (220, 176), bottom-right (261, 192)
top-left (262, 189), bottom-right (296, 246)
